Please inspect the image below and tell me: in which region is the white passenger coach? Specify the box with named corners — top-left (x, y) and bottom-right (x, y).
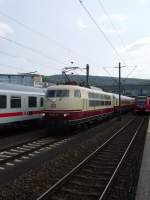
top-left (0, 83), bottom-right (45, 126)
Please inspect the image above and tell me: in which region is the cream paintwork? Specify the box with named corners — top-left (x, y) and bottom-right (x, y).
top-left (46, 85), bottom-right (134, 112)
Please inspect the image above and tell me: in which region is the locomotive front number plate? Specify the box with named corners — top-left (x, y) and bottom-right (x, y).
top-left (51, 104), bottom-right (56, 108)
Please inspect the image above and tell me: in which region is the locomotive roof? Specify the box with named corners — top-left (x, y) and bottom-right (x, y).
top-left (47, 84), bottom-right (114, 96)
top-left (0, 83), bottom-right (45, 94)
top-left (47, 84), bottom-right (103, 92)
top-left (47, 84), bottom-right (134, 100)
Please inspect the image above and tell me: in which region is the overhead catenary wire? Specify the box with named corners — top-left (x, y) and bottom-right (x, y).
top-left (97, 0), bottom-right (137, 71)
top-left (103, 67), bottom-right (118, 85)
top-left (103, 65), bottom-right (138, 90)
top-left (79, 0), bottom-right (138, 81)
top-left (102, 66), bottom-right (127, 94)
top-left (0, 63), bottom-right (26, 72)
top-left (0, 50), bottom-right (18, 58)
top-left (0, 4), bottom-right (137, 79)
top-left (0, 10), bottom-right (95, 66)
top-left (78, 0), bottom-right (127, 66)
top-left (0, 35), bottom-right (65, 66)
top-left (0, 10), bottom-right (72, 51)
top-left (97, 0), bottom-right (127, 50)
top-left (0, 50), bottom-right (61, 72)
top-left (122, 66), bottom-right (137, 83)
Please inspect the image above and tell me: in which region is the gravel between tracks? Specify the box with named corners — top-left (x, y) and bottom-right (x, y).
top-left (0, 128), bottom-right (49, 151)
top-left (0, 113), bottom-right (134, 200)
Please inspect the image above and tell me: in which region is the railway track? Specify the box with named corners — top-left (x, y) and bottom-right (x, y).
top-left (36, 116), bottom-right (147, 200)
top-left (0, 136), bottom-right (71, 171)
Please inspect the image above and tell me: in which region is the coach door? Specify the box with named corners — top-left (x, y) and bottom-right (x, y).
top-left (23, 95), bottom-right (27, 118)
top-left (146, 96), bottom-right (150, 112)
top-left (82, 99), bottom-right (87, 111)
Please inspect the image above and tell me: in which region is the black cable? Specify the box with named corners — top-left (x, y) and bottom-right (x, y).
top-left (78, 0), bottom-right (127, 66)
top-left (0, 35), bottom-right (64, 65)
top-left (0, 10), bottom-right (94, 65)
top-left (0, 63), bottom-right (25, 72)
top-left (97, 0), bottom-right (136, 68)
top-left (122, 66), bottom-right (137, 83)
top-left (97, 0), bottom-right (127, 50)
top-left (0, 50), bottom-right (18, 58)
top-left (103, 67), bottom-right (118, 85)
top-left (0, 50), bottom-right (61, 71)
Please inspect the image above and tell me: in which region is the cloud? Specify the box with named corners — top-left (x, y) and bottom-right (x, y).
top-left (100, 14), bottom-right (127, 23)
top-left (126, 37), bottom-right (150, 52)
top-left (76, 14), bottom-right (127, 34)
top-left (0, 21), bottom-right (14, 36)
top-left (115, 36), bottom-right (150, 79)
top-left (99, 14), bottom-right (127, 34)
top-left (76, 18), bottom-right (87, 30)
top-left (139, 0), bottom-right (147, 6)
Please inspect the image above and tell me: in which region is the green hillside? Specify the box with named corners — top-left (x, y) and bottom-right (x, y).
top-left (43, 74), bottom-right (150, 87)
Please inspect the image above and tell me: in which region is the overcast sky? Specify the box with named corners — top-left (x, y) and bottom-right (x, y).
top-left (0, 0), bottom-right (150, 79)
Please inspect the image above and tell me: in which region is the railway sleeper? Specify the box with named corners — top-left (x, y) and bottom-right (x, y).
top-left (90, 160), bottom-right (119, 166)
top-left (62, 182), bottom-right (104, 191)
top-left (76, 174), bottom-right (109, 182)
top-left (94, 157), bottom-right (120, 163)
top-left (73, 176), bottom-right (107, 185)
top-left (80, 168), bottom-right (113, 177)
top-left (82, 169), bottom-right (115, 177)
top-left (86, 163), bottom-right (116, 170)
top-left (69, 180), bottom-right (104, 188)
top-left (108, 192), bottom-right (128, 200)
top-left (61, 187), bottom-right (101, 197)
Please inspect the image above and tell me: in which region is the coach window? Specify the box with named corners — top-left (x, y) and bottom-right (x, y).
top-left (101, 100), bottom-right (104, 106)
top-left (74, 90), bottom-right (81, 98)
top-left (28, 96), bottom-right (37, 107)
top-left (88, 93), bottom-right (92, 98)
top-left (0, 95), bottom-right (7, 108)
top-left (89, 100), bottom-right (94, 107)
top-left (40, 97), bottom-right (44, 107)
top-left (11, 96), bottom-right (21, 108)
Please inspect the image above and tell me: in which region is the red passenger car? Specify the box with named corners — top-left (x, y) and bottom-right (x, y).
top-left (134, 96), bottom-right (147, 113)
top-left (145, 96), bottom-right (150, 112)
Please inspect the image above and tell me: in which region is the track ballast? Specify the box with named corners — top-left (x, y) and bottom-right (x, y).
top-left (37, 116), bottom-right (148, 200)
top-left (0, 136), bottom-right (71, 171)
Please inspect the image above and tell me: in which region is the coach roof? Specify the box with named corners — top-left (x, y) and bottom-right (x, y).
top-left (0, 83), bottom-right (45, 93)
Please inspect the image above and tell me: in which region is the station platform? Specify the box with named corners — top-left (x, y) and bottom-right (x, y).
top-left (136, 116), bottom-right (150, 200)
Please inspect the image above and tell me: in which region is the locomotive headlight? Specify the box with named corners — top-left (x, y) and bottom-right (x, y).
top-left (64, 113), bottom-right (69, 117)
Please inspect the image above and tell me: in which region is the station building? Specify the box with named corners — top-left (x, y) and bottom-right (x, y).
top-left (0, 73), bottom-right (43, 87)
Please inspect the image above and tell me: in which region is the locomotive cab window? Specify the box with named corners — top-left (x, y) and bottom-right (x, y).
top-left (40, 97), bottom-right (44, 107)
top-left (28, 96), bottom-right (37, 107)
top-left (46, 90), bottom-right (69, 97)
top-left (74, 90), bottom-right (81, 97)
top-left (46, 90), bottom-right (55, 97)
top-left (11, 96), bottom-right (21, 108)
top-left (0, 95), bottom-right (7, 108)
top-left (56, 90), bottom-right (69, 97)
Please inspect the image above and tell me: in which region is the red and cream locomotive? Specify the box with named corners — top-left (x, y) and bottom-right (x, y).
top-left (45, 84), bottom-right (134, 126)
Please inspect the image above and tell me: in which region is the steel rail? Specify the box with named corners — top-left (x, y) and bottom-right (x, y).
top-left (99, 118), bottom-right (144, 200)
top-left (36, 117), bottom-right (135, 200)
top-left (0, 135), bottom-right (50, 152)
top-left (0, 138), bottom-right (59, 165)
